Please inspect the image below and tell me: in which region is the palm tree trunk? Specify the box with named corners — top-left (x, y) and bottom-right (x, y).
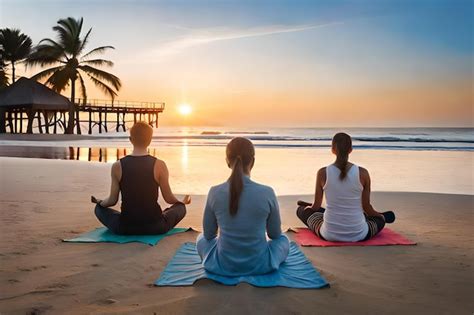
top-left (65, 78), bottom-right (76, 134)
top-left (11, 61), bottom-right (15, 83)
top-left (6, 60), bottom-right (15, 133)
top-left (75, 101), bottom-right (81, 135)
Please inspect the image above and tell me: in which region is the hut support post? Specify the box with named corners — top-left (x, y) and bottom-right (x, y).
top-left (19, 111), bottom-right (23, 133)
top-left (115, 111), bottom-right (120, 132)
top-left (13, 111), bottom-right (18, 133)
top-left (88, 110), bottom-right (92, 134)
top-left (116, 112), bottom-right (119, 132)
top-left (7, 112), bottom-right (13, 133)
top-left (43, 111), bottom-right (50, 134)
top-left (37, 111), bottom-right (43, 134)
top-left (53, 112), bottom-right (57, 134)
top-left (75, 105), bottom-right (82, 135)
top-left (0, 108), bottom-right (6, 133)
top-left (58, 112), bottom-right (65, 132)
top-left (104, 110), bottom-right (108, 132)
top-left (26, 109), bottom-right (34, 134)
top-left (98, 110), bottom-right (102, 134)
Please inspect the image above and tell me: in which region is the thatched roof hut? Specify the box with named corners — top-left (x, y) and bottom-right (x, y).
top-left (0, 77), bottom-right (72, 133)
top-left (0, 77), bottom-right (71, 110)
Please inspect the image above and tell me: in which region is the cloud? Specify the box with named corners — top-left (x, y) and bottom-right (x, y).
top-left (138, 21), bottom-right (342, 62)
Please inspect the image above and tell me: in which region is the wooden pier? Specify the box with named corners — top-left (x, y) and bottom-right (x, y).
top-left (1, 98), bottom-right (165, 134)
top-left (77, 99), bottom-right (165, 134)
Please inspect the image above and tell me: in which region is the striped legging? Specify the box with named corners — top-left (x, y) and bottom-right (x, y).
top-left (296, 206), bottom-right (385, 241)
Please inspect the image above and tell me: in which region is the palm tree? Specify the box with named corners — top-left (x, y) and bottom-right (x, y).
top-left (0, 51), bottom-right (7, 133)
top-left (0, 28), bottom-right (32, 83)
top-left (0, 29), bottom-right (31, 133)
top-left (0, 50), bottom-right (8, 89)
top-left (28, 17), bottom-right (121, 134)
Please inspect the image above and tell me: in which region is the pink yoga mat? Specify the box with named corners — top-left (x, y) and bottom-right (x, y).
top-left (291, 227), bottom-right (416, 247)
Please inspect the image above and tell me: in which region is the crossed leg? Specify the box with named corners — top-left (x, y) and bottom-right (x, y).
top-left (296, 205), bottom-right (326, 240)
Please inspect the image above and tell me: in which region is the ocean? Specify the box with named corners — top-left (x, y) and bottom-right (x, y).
top-left (0, 127), bottom-right (472, 195)
top-left (46, 126), bottom-right (474, 150)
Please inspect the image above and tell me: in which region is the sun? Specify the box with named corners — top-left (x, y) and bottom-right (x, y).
top-left (178, 104), bottom-right (192, 116)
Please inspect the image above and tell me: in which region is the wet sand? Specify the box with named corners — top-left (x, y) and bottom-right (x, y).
top-left (0, 157), bottom-right (473, 314)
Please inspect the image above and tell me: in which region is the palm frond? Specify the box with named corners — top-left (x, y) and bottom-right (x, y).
top-left (44, 67), bottom-right (73, 92)
top-left (80, 59), bottom-right (113, 67)
top-left (52, 24), bottom-right (73, 54)
top-left (73, 17), bottom-right (84, 55)
top-left (54, 17), bottom-right (83, 56)
top-left (85, 73), bottom-right (118, 100)
top-left (0, 28), bottom-right (32, 62)
top-left (27, 44), bottom-right (64, 67)
top-left (77, 27), bottom-right (92, 56)
top-left (26, 38), bottom-right (67, 69)
top-left (76, 17), bottom-right (84, 34)
top-left (30, 65), bottom-right (64, 82)
top-left (80, 46), bottom-right (114, 60)
top-left (37, 38), bottom-right (68, 59)
top-left (79, 65), bottom-right (121, 90)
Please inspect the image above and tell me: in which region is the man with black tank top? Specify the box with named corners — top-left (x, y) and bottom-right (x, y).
top-left (91, 122), bottom-right (191, 235)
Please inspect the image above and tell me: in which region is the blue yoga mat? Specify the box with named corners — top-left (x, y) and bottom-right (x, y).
top-left (63, 227), bottom-right (190, 246)
top-left (155, 242), bottom-right (329, 289)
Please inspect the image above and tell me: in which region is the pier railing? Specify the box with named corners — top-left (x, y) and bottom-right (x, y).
top-left (74, 98), bottom-right (165, 110)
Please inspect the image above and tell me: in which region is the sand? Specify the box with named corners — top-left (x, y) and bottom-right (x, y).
top-left (0, 157), bottom-right (473, 314)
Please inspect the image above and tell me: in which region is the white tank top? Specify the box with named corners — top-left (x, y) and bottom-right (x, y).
top-left (320, 164), bottom-right (368, 242)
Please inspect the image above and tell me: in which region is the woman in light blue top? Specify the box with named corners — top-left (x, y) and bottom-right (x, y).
top-left (196, 137), bottom-right (290, 276)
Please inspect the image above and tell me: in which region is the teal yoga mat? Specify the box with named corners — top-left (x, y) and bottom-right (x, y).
top-left (155, 242), bottom-right (329, 289)
top-left (63, 227), bottom-right (190, 246)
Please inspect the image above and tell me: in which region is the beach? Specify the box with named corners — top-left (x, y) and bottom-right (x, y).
top-left (0, 156), bottom-right (473, 314)
top-left (1, 0), bottom-right (472, 312)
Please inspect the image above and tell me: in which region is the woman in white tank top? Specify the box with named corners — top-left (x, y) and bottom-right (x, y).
top-left (296, 133), bottom-right (395, 242)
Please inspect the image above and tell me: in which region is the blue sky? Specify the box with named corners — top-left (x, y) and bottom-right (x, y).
top-left (1, 0), bottom-right (472, 126)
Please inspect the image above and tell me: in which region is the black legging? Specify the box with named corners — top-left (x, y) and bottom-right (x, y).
top-left (94, 203), bottom-right (186, 235)
top-left (296, 206), bottom-right (385, 241)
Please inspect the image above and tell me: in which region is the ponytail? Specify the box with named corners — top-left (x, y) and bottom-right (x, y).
top-left (229, 156), bottom-right (244, 216)
top-left (226, 137), bottom-right (255, 216)
top-left (332, 132), bottom-right (352, 180)
top-left (335, 153), bottom-right (349, 180)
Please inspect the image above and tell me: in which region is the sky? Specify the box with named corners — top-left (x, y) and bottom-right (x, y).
top-left (0, 0), bottom-right (472, 127)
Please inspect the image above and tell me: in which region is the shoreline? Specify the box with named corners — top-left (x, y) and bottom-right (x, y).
top-left (1, 155), bottom-right (473, 196)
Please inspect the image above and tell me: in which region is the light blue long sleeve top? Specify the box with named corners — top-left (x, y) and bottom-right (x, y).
top-left (198, 175), bottom-right (289, 276)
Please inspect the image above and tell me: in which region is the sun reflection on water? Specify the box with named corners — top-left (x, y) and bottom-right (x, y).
top-left (181, 139), bottom-right (189, 170)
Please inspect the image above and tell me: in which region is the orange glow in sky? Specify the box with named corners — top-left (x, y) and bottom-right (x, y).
top-left (3, 0), bottom-right (472, 127)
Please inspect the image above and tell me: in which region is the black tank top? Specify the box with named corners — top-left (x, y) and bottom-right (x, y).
top-left (119, 155), bottom-right (162, 225)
